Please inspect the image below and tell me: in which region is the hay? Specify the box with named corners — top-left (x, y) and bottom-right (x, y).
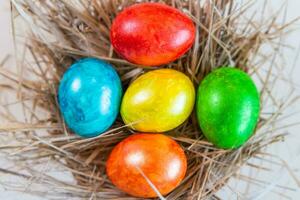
top-left (0, 0), bottom-right (299, 199)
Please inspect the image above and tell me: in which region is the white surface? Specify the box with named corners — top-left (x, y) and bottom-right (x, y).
top-left (0, 0), bottom-right (299, 199)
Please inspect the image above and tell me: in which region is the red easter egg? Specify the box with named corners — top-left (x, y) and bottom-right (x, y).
top-left (110, 3), bottom-right (196, 66)
top-left (106, 133), bottom-right (187, 198)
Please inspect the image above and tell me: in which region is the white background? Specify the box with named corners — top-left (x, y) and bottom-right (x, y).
top-left (0, 0), bottom-right (299, 199)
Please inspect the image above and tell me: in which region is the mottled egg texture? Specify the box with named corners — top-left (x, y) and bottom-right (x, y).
top-left (58, 58), bottom-right (122, 138)
top-left (121, 69), bottom-right (195, 132)
top-left (106, 133), bottom-right (187, 198)
top-left (110, 3), bottom-right (196, 66)
top-left (196, 67), bottom-right (260, 149)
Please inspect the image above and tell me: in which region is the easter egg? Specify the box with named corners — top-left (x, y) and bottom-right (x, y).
top-left (58, 58), bottom-right (122, 138)
top-left (106, 133), bottom-right (187, 198)
top-left (196, 67), bottom-right (260, 149)
top-left (111, 3), bottom-right (196, 66)
top-left (121, 69), bottom-right (195, 132)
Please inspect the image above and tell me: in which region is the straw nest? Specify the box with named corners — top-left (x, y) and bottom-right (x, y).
top-left (0, 0), bottom-right (298, 199)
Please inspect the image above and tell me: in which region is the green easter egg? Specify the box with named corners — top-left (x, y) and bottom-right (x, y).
top-left (196, 67), bottom-right (260, 149)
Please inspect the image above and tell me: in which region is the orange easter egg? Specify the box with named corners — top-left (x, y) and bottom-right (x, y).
top-left (106, 133), bottom-right (187, 198)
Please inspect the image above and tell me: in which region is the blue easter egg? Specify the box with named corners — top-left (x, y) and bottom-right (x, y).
top-left (58, 58), bottom-right (122, 138)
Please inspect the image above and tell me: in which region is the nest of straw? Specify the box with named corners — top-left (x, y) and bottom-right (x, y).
top-left (0, 0), bottom-right (298, 199)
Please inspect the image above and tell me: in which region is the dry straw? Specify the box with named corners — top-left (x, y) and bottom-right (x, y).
top-left (0, 0), bottom-right (299, 199)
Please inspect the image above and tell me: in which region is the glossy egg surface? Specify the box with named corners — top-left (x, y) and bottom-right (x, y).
top-left (196, 67), bottom-right (260, 149)
top-left (111, 3), bottom-right (196, 66)
top-left (106, 133), bottom-right (187, 198)
top-left (121, 69), bottom-right (195, 132)
top-left (58, 58), bottom-right (122, 138)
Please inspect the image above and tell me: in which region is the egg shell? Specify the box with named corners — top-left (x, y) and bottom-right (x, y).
top-left (196, 67), bottom-right (260, 149)
top-left (58, 58), bottom-right (122, 138)
top-left (106, 133), bottom-right (187, 198)
top-left (121, 69), bottom-right (195, 132)
top-left (111, 3), bottom-right (196, 66)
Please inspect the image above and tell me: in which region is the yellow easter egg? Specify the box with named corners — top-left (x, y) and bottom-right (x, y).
top-left (121, 69), bottom-right (195, 132)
